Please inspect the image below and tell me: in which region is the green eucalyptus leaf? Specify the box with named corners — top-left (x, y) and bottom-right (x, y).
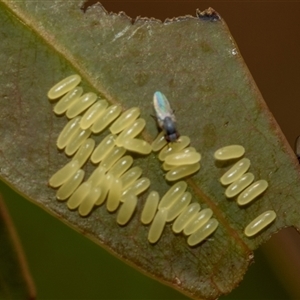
top-left (0, 1), bottom-right (299, 299)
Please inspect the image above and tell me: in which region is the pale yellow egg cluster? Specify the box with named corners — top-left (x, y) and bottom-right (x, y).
top-left (47, 75), bottom-right (209, 246)
top-left (48, 75), bottom-right (152, 225)
top-left (214, 145), bottom-right (276, 237)
top-left (141, 182), bottom-right (218, 246)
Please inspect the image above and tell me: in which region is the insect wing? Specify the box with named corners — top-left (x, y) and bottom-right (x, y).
top-left (153, 91), bottom-right (175, 123)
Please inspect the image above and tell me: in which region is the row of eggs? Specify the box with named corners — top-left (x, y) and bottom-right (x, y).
top-left (215, 145), bottom-right (276, 237)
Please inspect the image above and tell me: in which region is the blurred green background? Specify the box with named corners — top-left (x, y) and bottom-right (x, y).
top-left (2, 1), bottom-right (300, 299)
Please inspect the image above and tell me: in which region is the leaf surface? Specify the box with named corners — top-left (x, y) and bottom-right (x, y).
top-left (0, 1), bottom-right (299, 299)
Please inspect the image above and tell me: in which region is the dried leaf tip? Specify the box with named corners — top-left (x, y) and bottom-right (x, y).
top-left (196, 8), bottom-right (221, 21)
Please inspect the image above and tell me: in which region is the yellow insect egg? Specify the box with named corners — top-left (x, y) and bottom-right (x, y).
top-left (162, 162), bottom-right (174, 171)
top-left (122, 177), bottom-right (150, 199)
top-left (67, 181), bottom-right (91, 210)
top-left (158, 136), bottom-right (191, 161)
top-left (91, 105), bottom-right (122, 134)
top-left (109, 107), bottom-right (140, 134)
top-left (165, 151), bottom-right (201, 166)
top-left (214, 145), bottom-right (245, 161)
top-left (106, 177), bottom-right (122, 212)
top-left (140, 191), bottom-right (160, 225)
top-left (65, 128), bottom-right (92, 156)
top-left (172, 203), bottom-right (201, 234)
top-left (66, 92), bottom-right (97, 119)
top-left (114, 118), bottom-right (146, 147)
top-left (47, 74), bottom-right (81, 100)
top-left (117, 192), bottom-right (138, 225)
top-left (72, 138), bottom-right (95, 168)
top-left (49, 160), bottom-right (80, 188)
top-left (151, 131), bottom-right (167, 152)
top-left (123, 138), bottom-right (152, 155)
top-left (86, 166), bottom-right (106, 187)
top-left (187, 218), bottom-right (219, 246)
top-left (53, 87), bottom-right (83, 115)
top-left (56, 169), bottom-right (85, 201)
top-left (220, 158), bottom-right (251, 186)
top-left (120, 166), bottom-right (143, 190)
top-left (80, 100), bottom-right (108, 130)
top-left (95, 174), bottom-right (114, 206)
top-left (244, 210), bottom-right (276, 237)
top-left (78, 186), bottom-right (102, 217)
top-left (107, 155), bottom-right (133, 178)
top-left (179, 147), bottom-right (197, 154)
top-left (162, 147), bottom-right (198, 170)
top-left (166, 146), bottom-right (198, 157)
top-left (100, 146), bottom-right (126, 170)
top-left (165, 163), bottom-right (200, 181)
top-left (148, 208), bottom-right (168, 244)
top-left (183, 208), bottom-right (213, 235)
top-left (237, 179), bottom-right (269, 206)
top-left (158, 181), bottom-right (187, 210)
top-left (166, 192), bottom-right (192, 222)
top-left (225, 172), bottom-right (255, 198)
top-left (56, 116), bottom-right (81, 150)
top-left (90, 134), bottom-right (116, 164)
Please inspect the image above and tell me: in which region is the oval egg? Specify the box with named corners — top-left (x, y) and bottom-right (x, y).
top-left (165, 151), bottom-right (201, 166)
top-left (244, 210), bottom-right (276, 237)
top-left (187, 218), bottom-right (219, 246)
top-left (123, 138), bottom-right (152, 155)
top-left (237, 179), bottom-right (268, 206)
top-left (66, 92), bottom-right (97, 119)
top-left (148, 208), bottom-right (168, 244)
top-left (56, 116), bottom-right (81, 150)
top-left (49, 160), bottom-right (80, 188)
top-left (214, 145), bottom-right (245, 161)
top-left (220, 158), bottom-right (250, 185)
top-left (165, 163), bottom-right (200, 181)
top-left (56, 169), bottom-right (85, 200)
top-left (140, 191), bottom-right (160, 225)
top-left (90, 134), bottom-right (116, 164)
top-left (53, 87), bottom-right (83, 115)
top-left (67, 181), bottom-right (91, 210)
top-left (115, 118), bottom-right (146, 147)
top-left (78, 186), bottom-right (102, 217)
top-left (151, 131), bottom-right (167, 152)
top-left (225, 172), bottom-right (255, 198)
top-left (158, 181), bottom-right (187, 209)
top-left (172, 203), bottom-right (201, 234)
top-left (165, 192), bottom-right (192, 222)
top-left (91, 105), bottom-right (122, 134)
top-left (109, 107), bottom-right (140, 134)
top-left (117, 192), bottom-right (138, 225)
top-left (47, 74), bottom-right (81, 100)
top-left (80, 100), bottom-right (108, 130)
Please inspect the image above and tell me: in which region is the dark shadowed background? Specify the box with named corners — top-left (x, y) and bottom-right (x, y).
top-left (2, 1), bottom-right (300, 299)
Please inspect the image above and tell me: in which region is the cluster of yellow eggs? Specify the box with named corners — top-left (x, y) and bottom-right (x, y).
top-left (47, 74), bottom-right (276, 245)
top-left (214, 145), bottom-right (276, 237)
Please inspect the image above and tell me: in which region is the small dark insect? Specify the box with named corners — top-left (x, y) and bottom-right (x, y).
top-left (153, 91), bottom-right (180, 142)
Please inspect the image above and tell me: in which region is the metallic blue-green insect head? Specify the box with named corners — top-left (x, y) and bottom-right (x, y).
top-left (153, 91), bottom-right (180, 142)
